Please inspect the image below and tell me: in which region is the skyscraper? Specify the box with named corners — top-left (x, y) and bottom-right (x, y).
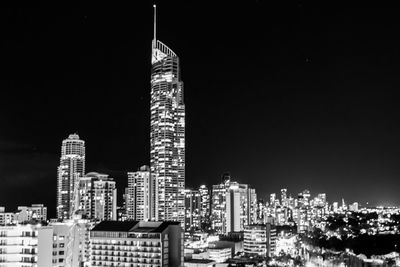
top-left (57, 134), bottom-right (85, 220)
top-left (150, 5), bottom-right (185, 225)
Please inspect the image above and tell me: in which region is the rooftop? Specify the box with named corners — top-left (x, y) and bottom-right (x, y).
top-left (91, 221), bottom-right (139, 232)
top-left (184, 259), bottom-right (215, 264)
top-left (91, 221), bottom-right (181, 233)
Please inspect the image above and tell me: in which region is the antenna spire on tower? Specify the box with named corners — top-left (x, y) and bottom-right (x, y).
top-left (153, 4), bottom-right (157, 43)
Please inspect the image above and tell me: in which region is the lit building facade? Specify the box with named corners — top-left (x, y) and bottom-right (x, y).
top-left (226, 183), bottom-right (241, 233)
top-left (0, 207), bottom-right (14, 226)
top-left (150, 6), bottom-right (185, 225)
top-left (211, 176), bottom-right (231, 234)
top-left (243, 223), bottom-right (276, 258)
top-left (57, 134), bottom-right (85, 220)
top-left (0, 224), bottom-right (53, 267)
top-left (211, 174), bottom-right (258, 234)
top-left (14, 204), bottom-right (47, 223)
top-left (185, 189), bottom-right (201, 231)
top-left (90, 221), bottom-right (183, 267)
top-left (50, 219), bottom-right (91, 267)
top-left (198, 185), bottom-right (210, 221)
top-left (280, 188), bottom-right (287, 207)
top-left (78, 172), bottom-right (117, 221)
top-left (208, 247), bottom-right (231, 263)
top-left (127, 165), bottom-right (153, 221)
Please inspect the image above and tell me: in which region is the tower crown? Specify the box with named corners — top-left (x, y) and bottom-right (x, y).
top-left (151, 4), bottom-right (177, 64)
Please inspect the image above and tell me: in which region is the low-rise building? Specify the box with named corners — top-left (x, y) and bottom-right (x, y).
top-left (208, 247), bottom-right (231, 263)
top-left (14, 204), bottom-right (47, 223)
top-left (0, 204), bottom-right (47, 225)
top-left (243, 223), bottom-right (276, 257)
top-left (90, 221), bottom-right (183, 267)
top-left (184, 259), bottom-right (216, 267)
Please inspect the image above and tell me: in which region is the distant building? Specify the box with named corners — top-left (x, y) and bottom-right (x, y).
top-left (127, 165), bottom-right (153, 221)
top-left (78, 172), bottom-right (117, 221)
top-left (118, 187), bottom-right (129, 221)
top-left (270, 193), bottom-right (276, 207)
top-left (211, 174), bottom-right (257, 234)
top-left (297, 190), bottom-right (310, 207)
top-left (280, 189), bottom-right (287, 207)
top-left (243, 224), bottom-right (276, 257)
top-left (199, 185), bottom-right (210, 221)
top-left (211, 175), bottom-right (230, 233)
top-left (185, 189), bottom-right (201, 231)
top-left (226, 183), bottom-right (241, 233)
top-left (14, 204), bottom-right (47, 223)
top-left (0, 207), bottom-right (14, 225)
top-left (184, 259), bottom-right (216, 267)
top-left (226, 182), bottom-right (258, 233)
top-left (57, 134), bottom-right (85, 220)
top-left (90, 220), bottom-right (184, 267)
top-left (209, 240), bottom-right (243, 258)
top-left (342, 198), bottom-right (347, 211)
top-left (332, 202), bottom-right (339, 213)
top-left (349, 202), bottom-right (359, 212)
top-left (208, 247), bottom-right (231, 263)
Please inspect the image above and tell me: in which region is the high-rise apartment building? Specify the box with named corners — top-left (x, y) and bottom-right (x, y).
top-left (199, 185), bottom-right (210, 220)
top-left (281, 188), bottom-right (287, 207)
top-left (211, 174), bottom-right (258, 234)
top-left (270, 193), bottom-right (276, 207)
top-left (226, 183), bottom-right (241, 233)
top-left (211, 175), bottom-right (231, 234)
top-left (150, 6), bottom-right (185, 225)
top-left (78, 172), bottom-right (117, 221)
top-left (57, 134), bottom-right (85, 220)
top-left (225, 182), bottom-right (257, 233)
top-left (184, 189), bottom-right (201, 231)
top-left (127, 166), bottom-right (153, 221)
top-left (92, 173), bottom-right (117, 221)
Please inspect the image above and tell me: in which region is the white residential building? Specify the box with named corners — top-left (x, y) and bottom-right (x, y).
top-left (0, 224), bottom-right (53, 267)
top-left (90, 220), bottom-right (183, 267)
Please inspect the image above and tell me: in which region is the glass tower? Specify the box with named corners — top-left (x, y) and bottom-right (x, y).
top-left (57, 134), bottom-right (85, 220)
top-left (150, 5), bottom-right (185, 225)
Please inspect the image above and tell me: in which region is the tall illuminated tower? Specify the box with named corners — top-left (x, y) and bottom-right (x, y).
top-left (150, 5), bottom-right (185, 224)
top-left (57, 134), bottom-right (85, 220)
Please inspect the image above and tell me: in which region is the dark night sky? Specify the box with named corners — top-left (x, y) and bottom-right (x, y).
top-left (1, 2), bottom-right (400, 217)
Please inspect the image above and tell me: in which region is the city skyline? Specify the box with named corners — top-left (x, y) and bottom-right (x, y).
top-left (2, 2), bottom-right (400, 218)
